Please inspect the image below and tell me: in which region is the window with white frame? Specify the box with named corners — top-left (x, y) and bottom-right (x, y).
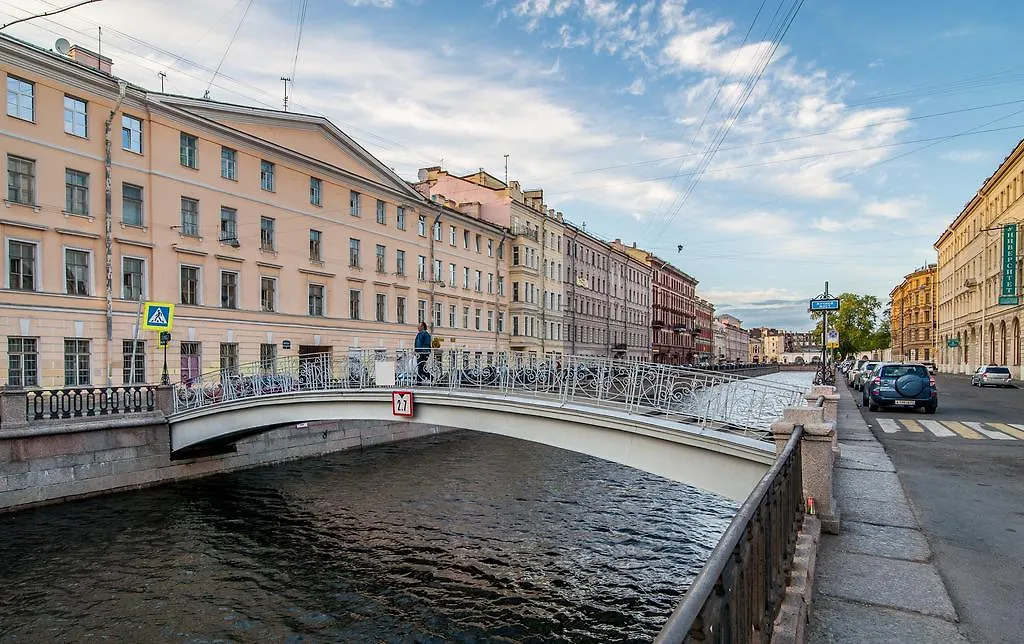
top-left (449, 225), bottom-right (456, 246)
top-left (349, 238), bottom-right (361, 267)
top-left (498, 275), bottom-right (505, 296)
top-left (221, 146), bottom-right (237, 180)
top-left (180, 265), bottom-right (200, 305)
top-left (180, 197), bottom-right (199, 237)
top-left (418, 214), bottom-right (426, 236)
top-left (433, 302), bottom-right (442, 327)
top-left (308, 284), bottom-right (325, 316)
top-left (180, 132), bottom-right (198, 168)
top-left (487, 310), bottom-right (494, 332)
top-left (122, 114), bottom-right (142, 153)
top-left (463, 266), bottom-right (470, 289)
top-left (65, 169), bottom-right (89, 215)
top-left (122, 256), bottom-right (144, 301)
top-left (463, 229), bottom-right (470, 248)
top-left (260, 160), bottom-right (275, 191)
top-left (260, 216), bottom-right (275, 251)
top-left (396, 249), bottom-right (406, 276)
top-left (433, 220), bottom-right (441, 241)
top-left (64, 338), bottom-right (90, 386)
top-left (397, 206), bottom-right (406, 230)
top-left (219, 343), bottom-right (239, 374)
top-left (261, 276), bottom-right (277, 312)
top-left (474, 270), bottom-right (482, 292)
top-left (433, 259), bottom-right (441, 281)
top-left (417, 299), bottom-right (426, 324)
top-left (7, 337), bottom-right (38, 387)
top-left (7, 76), bottom-right (34, 121)
top-left (8, 239), bottom-right (36, 290)
top-left (64, 248), bottom-right (90, 295)
top-left (220, 271), bottom-right (238, 309)
top-left (376, 293), bottom-right (386, 322)
top-left (487, 273), bottom-right (493, 294)
top-left (449, 263), bottom-right (456, 287)
top-left (64, 95), bottom-right (87, 137)
top-left (376, 244), bottom-right (386, 273)
top-left (310, 177), bottom-right (322, 206)
top-left (475, 308), bottom-right (481, 330)
top-left (462, 306), bottom-right (469, 329)
top-left (418, 255), bottom-right (426, 280)
top-left (309, 229), bottom-right (322, 262)
top-left (122, 183), bottom-right (143, 226)
top-left (475, 234), bottom-right (481, 253)
top-left (7, 155), bottom-right (35, 205)
top-left (487, 239), bottom-right (493, 257)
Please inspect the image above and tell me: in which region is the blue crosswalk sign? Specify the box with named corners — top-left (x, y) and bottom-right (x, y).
top-left (142, 302), bottom-right (175, 331)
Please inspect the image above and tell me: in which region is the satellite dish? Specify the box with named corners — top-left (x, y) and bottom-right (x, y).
top-left (54, 38), bottom-right (71, 55)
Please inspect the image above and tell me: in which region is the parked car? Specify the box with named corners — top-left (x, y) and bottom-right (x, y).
top-left (920, 361), bottom-right (936, 374)
top-left (853, 361), bottom-right (881, 391)
top-left (847, 359), bottom-right (869, 385)
top-left (970, 365), bottom-right (1013, 387)
top-left (864, 362), bottom-right (937, 413)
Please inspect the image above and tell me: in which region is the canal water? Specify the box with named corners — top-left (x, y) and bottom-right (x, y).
top-left (0, 432), bottom-right (736, 643)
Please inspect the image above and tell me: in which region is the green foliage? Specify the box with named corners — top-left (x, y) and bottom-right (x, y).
top-left (811, 292), bottom-right (889, 358)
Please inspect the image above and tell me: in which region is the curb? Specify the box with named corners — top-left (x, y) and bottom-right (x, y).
top-left (772, 514), bottom-right (821, 644)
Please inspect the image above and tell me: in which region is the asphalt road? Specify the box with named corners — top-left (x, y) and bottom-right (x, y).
top-left (855, 372), bottom-right (1024, 644)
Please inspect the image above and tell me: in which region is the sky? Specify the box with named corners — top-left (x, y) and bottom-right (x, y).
top-left (4, 0), bottom-right (1024, 331)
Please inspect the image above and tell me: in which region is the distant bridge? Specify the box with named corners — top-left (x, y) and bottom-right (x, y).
top-left (169, 351), bottom-right (806, 501)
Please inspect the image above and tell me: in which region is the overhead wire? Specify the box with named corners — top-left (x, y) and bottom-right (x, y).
top-left (204, 0), bottom-right (256, 97)
top-left (289, 0), bottom-right (308, 84)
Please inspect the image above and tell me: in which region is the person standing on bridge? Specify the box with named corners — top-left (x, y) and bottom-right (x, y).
top-left (415, 322), bottom-right (432, 384)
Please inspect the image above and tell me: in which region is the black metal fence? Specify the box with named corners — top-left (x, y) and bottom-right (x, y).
top-left (655, 425), bottom-right (805, 643)
top-left (26, 385), bottom-right (157, 421)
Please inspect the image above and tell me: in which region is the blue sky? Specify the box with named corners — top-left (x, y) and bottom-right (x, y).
top-left (5, 0), bottom-right (1024, 330)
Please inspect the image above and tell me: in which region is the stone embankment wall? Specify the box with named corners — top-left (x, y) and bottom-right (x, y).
top-left (0, 412), bottom-right (452, 513)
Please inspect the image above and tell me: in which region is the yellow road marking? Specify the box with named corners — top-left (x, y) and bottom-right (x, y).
top-left (990, 423), bottom-right (1024, 439)
top-left (900, 419), bottom-right (924, 433)
top-left (943, 421), bottom-right (984, 439)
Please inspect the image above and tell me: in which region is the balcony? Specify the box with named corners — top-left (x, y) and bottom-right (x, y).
top-left (510, 224), bottom-right (539, 241)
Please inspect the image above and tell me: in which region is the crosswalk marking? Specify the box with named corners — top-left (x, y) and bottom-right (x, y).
top-left (943, 421), bottom-right (984, 440)
top-left (920, 420), bottom-right (956, 437)
top-left (877, 418), bottom-right (900, 433)
top-left (964, 422), bottom-right (1015, 440)
top-left (901, 419), bottom-right (925, 433)
top-left (991, 423), bottom-right (1024, 439)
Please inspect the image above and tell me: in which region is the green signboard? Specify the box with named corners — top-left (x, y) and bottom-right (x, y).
top-left (1002, 223), bottom-right (1017, 300)
top-left (947, 338), bottom-right (960, 348)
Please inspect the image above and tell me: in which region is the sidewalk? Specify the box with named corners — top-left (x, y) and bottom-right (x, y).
top-left (807, 379), bottom-right (969, 643)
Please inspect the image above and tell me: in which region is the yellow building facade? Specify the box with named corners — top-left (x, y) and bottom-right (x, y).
top-left (934, 139), bottom-right (1024, 375)
top-left (2, 35), bottom-right (507, 387)
top-left (888, 265), bottom-right (936, 362)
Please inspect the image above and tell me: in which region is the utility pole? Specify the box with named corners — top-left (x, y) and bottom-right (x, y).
top-left (280, 76), bottom-right (291, 111)
top-left (158, 71), bottom-right (166, 92)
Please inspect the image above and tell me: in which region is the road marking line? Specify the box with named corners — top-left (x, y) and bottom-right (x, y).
top-left (877, 418), bottom-right (900, 433)
top-left (900, 419), bottom-right (925, 433)
top-left (992, 423), bottom-right (1024, 439)
top-left (942, 421), bottom-right (984, 439)
top-left (920, 420), bottom-right (956, 437)
top-left (964, 422), bottom-right (1015, 440)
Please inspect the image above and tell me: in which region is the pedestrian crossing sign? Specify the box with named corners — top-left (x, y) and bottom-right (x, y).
top-left (142, 302), bottom-right (175, 331)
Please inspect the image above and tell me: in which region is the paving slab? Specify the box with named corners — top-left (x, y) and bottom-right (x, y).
top-left (835, 469), bottom-right (907, 503)
top-left (808, 595), bottom-right (967, 644)
top-left (841, 494), bottom-right (919, 529)
top-left (835, 520), bottom-right (932, 562)
top-left (815, 547), bottom-right (957, 620)
top-left (837, 447), bottom-right (896, 472)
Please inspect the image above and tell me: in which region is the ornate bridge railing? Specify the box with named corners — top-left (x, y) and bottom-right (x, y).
top-left (26, 385), bottom-right (158, 421)
top-left (172, 350), bottom-right (805, 437)
top-left (655, 425), bottom-right (805, 643)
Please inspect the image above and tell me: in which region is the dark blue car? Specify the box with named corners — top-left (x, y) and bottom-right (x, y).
top-left (865, 362), bottom-right (937, 413)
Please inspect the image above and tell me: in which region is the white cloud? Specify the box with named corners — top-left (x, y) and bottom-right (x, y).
top-left (711, 211), bottom-right (794, 234)
top-left (939, 149), bottom-right (988, 163)
top-left (624, 77), bottom-right (645, 95)
top-left (863, 196), bottom-right (925, 220)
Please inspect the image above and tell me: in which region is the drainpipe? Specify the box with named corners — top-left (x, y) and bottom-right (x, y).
top-left (103, 79), bottom-right (129, 386)
top-left (568, 228), bottom-right (577, 356)
top-left (494, 230), bottom-right (507, 352)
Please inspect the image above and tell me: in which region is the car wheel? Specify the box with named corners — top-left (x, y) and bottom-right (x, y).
top-left (925, 405), bottom-right (937, 414)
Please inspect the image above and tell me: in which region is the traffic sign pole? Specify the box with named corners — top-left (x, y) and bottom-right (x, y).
top-left (160, 331), bottom-right (171, 385)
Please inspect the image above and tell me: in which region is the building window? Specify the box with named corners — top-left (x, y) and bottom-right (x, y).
top-left (122, 340), bottom-right (145, 384)
top-left (64, 248), bottom-right (90, 295)
top-left (260, 216), bottom-right (275, 251)
top-left (512, 246), bottom-right (520, 266)
top-left (219, 343), bottom-right (239, 374)
top-left (463, 230), bottom-right (470, 248)
top-left (260, 160), bottom-right (275, 191)
top-left (512, 282), bottom-right (520, 302)
top-left (8, 240), bottom-right (36, 290)
top-left (449, 263), bottom-right (456, 287)
top-left (449, 225), bottom-right (457, 246)
top-left (487, 310), bottom-right (494, 332)
top-left (63, 95), bottom-right (88, 137)
top-left (463, 266), bottom-right (470, 289)
top-left (221, 146), bottom-right (237, 180)
top-left (349, 238), bottom-right (361, 267)
top-left (122, 114), bottom-right (142, 153)
top-left (7, 155), bottom-right (35, 205)
top-left (475, 308), bottom-right (482, 331)
top-left (417, 299), bottom-right (426, 324)
top-left (433, 302), bottom-right (442, 327)
top-left (487, 240), bottom-right (494, 257)
top-left (349, 289), bottom-right (361, 320)
top-left (260, 343), bottom-right (276, 371)
top-left (449, 304), bottom-right (457, 328)
top-left (64, 338), bottom-right (91, 386)
top-left (220, 271), bottom-right (238, 309)
top-left (350, 191), bottom-right (361, 216)
top-left (8, 337), bottom-right (38, 387)
top-left (180, 197), bottom-right (199, 237)
top-left (462, 306), bottom-right (469, 329)
top-left (475, 234), bottom-right (481, 253)
top-left (418, 215), bottom-right (426, 236)
top-left (498, 312), bottom-right (504, 333)
top-left (180, 132), bottom-right (198, 168)
top-left (487, 273), bottom-right (494, 294)
top-left (180, 265), bottom-right (200, 305)
top-left (219, 207), bottom-right (237, 243)
top-left (376, 199), bottom-right (386, 225)
top-left (121, 183), bottom-right (143, 226)
top-left (310, 177), bottom-right (322, 206)
top-left (397, 296), bottom-right (406, 324)
top-left (498, 276), bottom-right (505, 296)
top-left (417, 255), bottom-right (426, 281)
top-left (397, 206), bottom-right (406, 230)
top-left (498, 242), bottom-right (504, 260)
top-left (375, 244), bottom-right (386, 273)
top-left (396, 249), bottom-right (406, 276)
top-left (309, 229), bottom-right (322, 262)
top-left (513, 316), bottom-right (520, 336)
top-left (433, 221), bottom-right (442, 241)
top-left (7, 76), bottom-right (34, 121)
top-left (122, 256), bottom-right (144, 300)
top-left (65, 169), bottom-right (89, 215)
top-left (376, 293), bottom-right (386, 322)
top-left (475, 270), bottom-right (482, 292)
top-left (261, 276), bottom-right (277, 312)
top-left (308, 284), bottom-right (325, 316)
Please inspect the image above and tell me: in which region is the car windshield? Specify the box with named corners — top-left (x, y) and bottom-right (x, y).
top-left (986, 367), bottom-right (1011, 374)
top-left (881, 365), bottom-right (927, 378)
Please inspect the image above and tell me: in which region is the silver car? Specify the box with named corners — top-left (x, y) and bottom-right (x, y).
top-left (971, 365), bottom-right (1013, 387)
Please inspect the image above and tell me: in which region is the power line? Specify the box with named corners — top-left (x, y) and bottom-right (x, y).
top-left (289, 0), bottom-right (308, 84)
top-left (0, 0), bottom-right (100, 30)
top-left (204, 0), bottom-right (256, 98)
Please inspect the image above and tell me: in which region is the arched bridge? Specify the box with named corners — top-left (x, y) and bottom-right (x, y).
top-left (169, 351), bottom-right (807, 501)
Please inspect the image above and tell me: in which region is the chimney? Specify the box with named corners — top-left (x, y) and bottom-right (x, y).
top-left (68, 45), bottom-right (113, 74)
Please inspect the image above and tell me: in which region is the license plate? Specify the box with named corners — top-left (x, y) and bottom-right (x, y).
top-left (894, 400), bottom-right (916, 406)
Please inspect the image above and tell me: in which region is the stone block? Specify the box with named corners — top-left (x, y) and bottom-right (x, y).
top-left (0, 475), bottom-right (8, 492)
top-left (113, 428), bottom-right (151, 448)
top-left (28, 453), bottom-right (86, 472)
top-left (93, 446), bottom-right (139, 462)
top-left (1, 459), bottom-right (29, 476)
top-left (37, 466), bottom-right (75, 486)
top-left (82, 430), bottom-right (115, 452)
top-left (0, 486), bottom-right (43, 510)
top-left (73, 460), bottom-right (115, 480)
top-left (0, 440), bottom-right (13, 464)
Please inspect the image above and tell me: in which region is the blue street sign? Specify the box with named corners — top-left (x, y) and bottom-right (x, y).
top-left (809, 298), bottom-right (840, 311)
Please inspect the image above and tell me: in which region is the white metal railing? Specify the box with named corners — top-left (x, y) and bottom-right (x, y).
top-left (171, 350), bottom-right (806, 439)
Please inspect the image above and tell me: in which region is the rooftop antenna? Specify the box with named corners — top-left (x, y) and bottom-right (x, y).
top-left (504, 153), bottom-right (509, 185)
top-left (158, 71), bottom-right (166, 93)
top-left (280, 76), bottom-right (291, 111)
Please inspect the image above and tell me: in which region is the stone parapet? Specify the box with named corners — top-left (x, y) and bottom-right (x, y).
top-left (772, 400), bottom-right (840, 535)
top-left (771, 515), bottom-right (821, 644)
top-left (0, 388), bottom-right (28, 433)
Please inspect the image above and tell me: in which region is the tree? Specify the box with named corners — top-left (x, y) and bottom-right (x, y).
top-left (810, 292), bottom-right (888, 358)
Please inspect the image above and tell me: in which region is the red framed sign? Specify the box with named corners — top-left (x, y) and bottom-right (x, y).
top-left (392, 391), bottom-right (414, 417)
